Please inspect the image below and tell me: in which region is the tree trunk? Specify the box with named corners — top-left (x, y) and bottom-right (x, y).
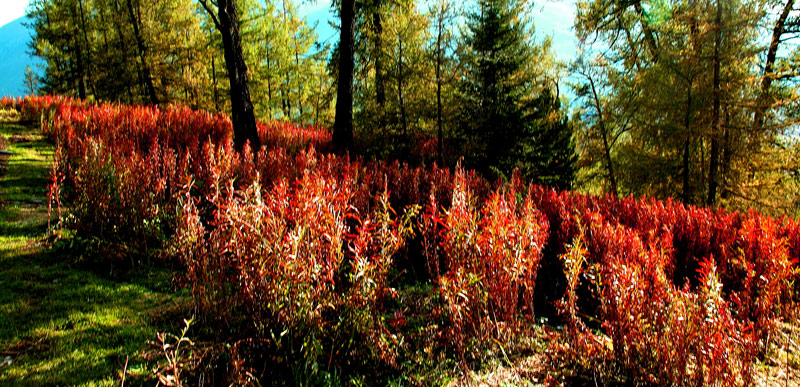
top-left (721, 104), bottom-right (732, 200)
top-left (682, 86), bottom-right (693, 204)
top-left (77, 0), bottom-right (96, 97)
top-left (294, 42), bottom-right (304, 119)
top-left (68, 4), bottom-right (86, 99)
top-left (281, 80), bottom-right (291, 118)
top-left (111, 0), bottom-right (133, 102)
top-left (74, 39), bottom-right (87, 100)
top-left (632, 0), bottom-right (659, 62)
top-left (752, 0), bottom-right (794, 134)
top-left (211, 54), bottom-right (220, 111)
top-left (265, 46), bottom-right (273, 116)
top-left (333, 0), bottom-right (355, 151)
top-left (398, 34), bottom-right (407, 137)
top-left (682, 4), bottom-right (699, 205)
top-left (374, 9), bottom-right (386, 132)
top-left (435, 11), bottom-right (444, 163)
top-left (588, 74), bottom-right (618, 196)
top-left (281, 1), bottom-right (293, 119)
top-left (707, 0), bottom-right (722, 206)
top-left (201, 0), bottom-right (261, 151)
top-left (125, 0), bottom-right (158, 105)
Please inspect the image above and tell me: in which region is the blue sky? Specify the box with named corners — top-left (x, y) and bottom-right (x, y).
top-left (0, 0), bottom-right (34, 97)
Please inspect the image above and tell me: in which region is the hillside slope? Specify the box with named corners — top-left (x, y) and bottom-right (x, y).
top-left (0, 17), bottom-right (39, 97)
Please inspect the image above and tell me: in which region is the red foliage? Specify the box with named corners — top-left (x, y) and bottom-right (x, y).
top-left (434, 168), bottom-right (549, 357)
top-left (24, 95), bottom-right (798, 382)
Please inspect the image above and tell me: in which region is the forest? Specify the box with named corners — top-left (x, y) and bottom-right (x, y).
top-left (0, 0), bottom-right (798, 385)
top-left (26, 0), bottom-right (800, 213)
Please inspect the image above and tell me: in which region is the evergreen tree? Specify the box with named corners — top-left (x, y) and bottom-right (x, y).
top-left (462, 0), bottom-right (574, 187)
top-left (23, 65), bottom-right (40, 96)
top-left (462, 0), bottom-right (528, 175)
top-left (516, 89), bottom-right (576, 191)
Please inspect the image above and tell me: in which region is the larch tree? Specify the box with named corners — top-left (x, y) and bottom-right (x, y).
top-left (198, 0), bottom-right (260, 151)
top-left (571, 56), bottom-right (635, 196)
top-left (23, 65), bottom-right (40, 96)
top-left (572, 0), bottom-right (800, 214)
top-left (428, 0), bottom-right (458, 163)
top-left (333, 0), bottom-right (356, 151)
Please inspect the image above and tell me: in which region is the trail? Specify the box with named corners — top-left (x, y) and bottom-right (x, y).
top-left (0, 111), bottom-right (188, 386)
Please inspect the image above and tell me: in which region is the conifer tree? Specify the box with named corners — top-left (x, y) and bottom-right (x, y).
top-left (462, 0), bottom-right (528, 175)
top-left (517, 89), bottom-right (577, 190)
top-left (23, 65), bottom-right (40, 96)
top-left (462, 0), bottom-right (575, 187)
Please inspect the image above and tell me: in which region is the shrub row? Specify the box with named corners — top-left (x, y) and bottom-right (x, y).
top-left (17, 95), bottom-right (797, 384)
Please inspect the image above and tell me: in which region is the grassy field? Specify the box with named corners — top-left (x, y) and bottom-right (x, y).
top-left (0, 111), bottom-right (190, 386)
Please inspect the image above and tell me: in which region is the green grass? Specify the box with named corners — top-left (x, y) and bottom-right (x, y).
top-left (0, 110), bottom-right (190, 386)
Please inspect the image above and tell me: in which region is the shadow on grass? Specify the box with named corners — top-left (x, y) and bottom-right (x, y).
top-left (0, 216), bottom-right (190, 387)
top-left (0, 248), bottom-right (189, 386)
top-left (1, 177), bottom-right (50, 189)
top-left (0, 210), bottom-right (48, 238)
top-left (0, 118), bottom-right (190, 386)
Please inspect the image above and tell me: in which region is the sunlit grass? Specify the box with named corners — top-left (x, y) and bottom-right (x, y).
top-left (0, 114), bottom-right (189, 386)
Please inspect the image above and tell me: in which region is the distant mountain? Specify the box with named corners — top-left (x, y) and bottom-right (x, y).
top-left (0, 17), bottom-right (40, 98)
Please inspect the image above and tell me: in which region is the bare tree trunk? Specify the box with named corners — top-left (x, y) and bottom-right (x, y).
top-left (682, 3), bottom-right (699, 205)
top-left (125, 0), bottom-right (158, 104)
top-left (77, 0), bottom-right (96, 97)
top-left (333, 0), bottom-right (355, 151)
top-left (374, 9), bottom-right (386, 132)
top-left (199, 0), bottom-right (261, 151)
top-left (682, 86), bottom-right (693, 204)
top-left (281, 1), bottom-right (293, 119)
top-left (281, 79), bottom-right (291, 118)
top-left (397, 34), bottom-right (407, 137)
top-left (294, 42), bottom-right (304, 119)
top-left (588, 74), bottom-right (618, 196)
top-left (74, 38), bottom-right (87, 99)
top-left (435, 11), bottom-right (444, 163)
top-left (69, 4), bottom-right (86, 99)
top-left (721, 104), bottom-right (732, 200)
top-left (111, 0), bottom-right (133, 102)
top-left (265, 47), bottom-right (273, 116)
top-left (211, 54), bottom-right (220, 111)
top-left (632, 0), bottom-right (659, 62)
top-left (707, 0), bottom-right (722, 206)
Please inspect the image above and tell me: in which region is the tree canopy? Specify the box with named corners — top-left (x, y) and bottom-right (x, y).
top-left (26, 0), bottom-right (800, 213)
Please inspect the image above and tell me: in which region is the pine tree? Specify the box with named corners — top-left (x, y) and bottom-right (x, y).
top-left (23, 65), bottom-right (40, 96)
top-left (462, 0), bottom-right (574, 187)
top-left (516, 89), bottom-right (576, 191)
top-left (462, 0), bottom-right (528, 175)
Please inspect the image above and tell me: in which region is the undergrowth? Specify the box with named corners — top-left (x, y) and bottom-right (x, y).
top-left (4, 96), bottom-right (800, 385)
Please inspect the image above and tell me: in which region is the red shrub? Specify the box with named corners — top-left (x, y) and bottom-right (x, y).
top-left (728, 214), bottom-right (793, 351)
top-left (435, 167), bottom-right (549, 357)
top-left (31, 95), bottom-right (796, 382)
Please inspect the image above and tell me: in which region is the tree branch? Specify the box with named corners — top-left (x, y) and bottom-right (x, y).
top-left (197, 0), bottom-right (221, 31)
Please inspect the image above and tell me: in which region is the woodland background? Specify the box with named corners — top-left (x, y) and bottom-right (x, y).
top-left (16, 0), bottom-right (800, 213)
